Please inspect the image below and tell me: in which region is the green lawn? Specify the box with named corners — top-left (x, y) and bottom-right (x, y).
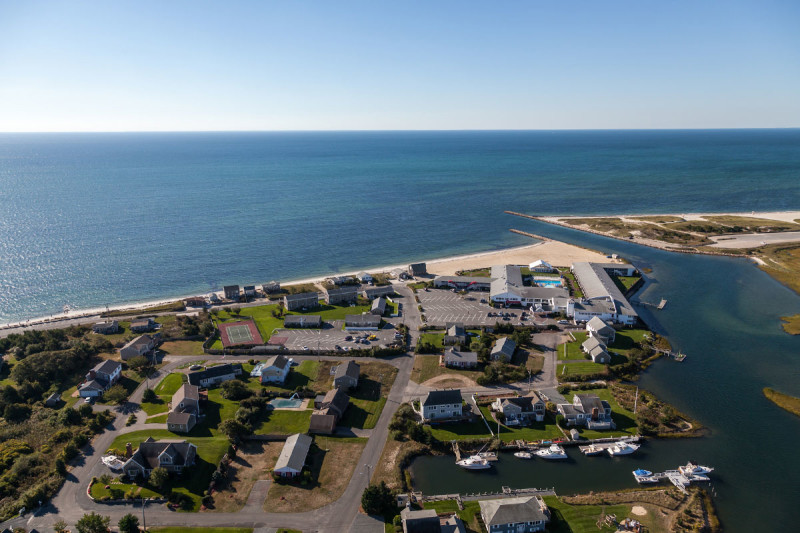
top-left (214, 305), bottom-right (284, 341)
top-left (610, 275), bottom-right (641, 293)
top-left (558, 331), bottom-right (588, 360)
top-left (543, 495), bottom-right (631, 533)
top-left (425, 417), bottom-right (491, 441)
top-left (423, 500), bottom-right (481, 531)
top-left (479, 406), bottom-right (563, 442)
top-left (254, 409), bottom-right (312, 435)
top-left (558, 361), bottom-right (609, 377)
top-left (148, 413), bottom-right (169, 423)
top-left (255, 359), bottom-right (320, 392)
top-left (140, 398), bottom-right (169, 416)
top-left (385, 300), bottom-right (399, 316)
top-left (338, 363), bottom-right (397, 429)
top-left (155, 372), bottom-right (185, 395)
top-left (563, 388), bottom-right (638, 439)
top-left (90, 481), bottom-right (161, 500)
top-left (607, 329), bottom-right (650, 356)
top-left (419, 331), bottom-right (445, 350)
top-left (97, 372), bottom-right (143, 406)
top-left (288, 303), bottom-right (370, 321)
top-left (559, 270), bottom-right (583, 298)
top-left (411, 355), bottom-right (484, 384)
top-left (107, 429), bottom-right (230, 511)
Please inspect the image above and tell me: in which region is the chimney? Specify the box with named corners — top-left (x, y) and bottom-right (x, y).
top-left (125, 442), bottom-right (133, 458)
top-left (87, 370), bottom-right (96, 380)
top-left (591, 407), bottom-right (599, 420)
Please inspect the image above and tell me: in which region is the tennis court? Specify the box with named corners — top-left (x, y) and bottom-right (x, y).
top-left (219, 320), bottom-right (264, 347)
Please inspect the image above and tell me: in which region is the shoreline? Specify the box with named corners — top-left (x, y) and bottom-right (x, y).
top-left (0, 238), bottom-right (610, 330)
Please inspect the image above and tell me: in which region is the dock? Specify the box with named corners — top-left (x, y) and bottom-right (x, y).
top-left (509, 228), bottom-right (553, 242)
top-left (510, 435), bottom-right (640, 453)
top-left (636, 470), bottom-right (704, 494)
top-left (630, 297), bottom-right (667, 310)
top-left (653, 347), bottom-right (687, 362)
top-left (453, 442), bottom-right (461, 461)
top-left (657, 298), bottom-right (668, 310)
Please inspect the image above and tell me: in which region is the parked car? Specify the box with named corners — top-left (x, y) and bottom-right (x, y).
top-left (288, 358), bottom-right (297, 365)
top-left (302, 346), bottom-right (309, 351)
top-left (345, 335), bottom-right (353, 341)
top-left (334, 345), bottom-right (342, 351)
top-left (557, 320), bottom-right (570, 325)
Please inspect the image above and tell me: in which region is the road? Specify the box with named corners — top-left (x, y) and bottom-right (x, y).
top-left (2, 280), bottom-right (561, 532)
top-left (707, 230), bottom-right (800, 248)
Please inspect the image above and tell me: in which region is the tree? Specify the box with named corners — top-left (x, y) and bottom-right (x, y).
top-left (149, 466), bottom-right (169, 489)
top-left (3, 403), bottom-right (31, 423)
top-left (220, 379), bottom-right (252, 401)
top-left (361, 481), bottom-right (394, 516)
top-left (219, 419), bottom-right (251, 443)
top-left (118, 513), bottom-right (140, 533)
top-left (127, 356), bottom-right (150, 374)
top-left (75, 512), bottom-right (110, 533)
top-left (54, 457), bottom-right (67, 476)
top-left (53, 519), bottom-right (69, 533)
top-left (103, 384), bottom-right (128, 405)
top-left (142, 387), bottom-right (157, 402)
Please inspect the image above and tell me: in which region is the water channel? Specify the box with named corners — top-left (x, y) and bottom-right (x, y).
top-left (409, 218), bottom-right (800, 532)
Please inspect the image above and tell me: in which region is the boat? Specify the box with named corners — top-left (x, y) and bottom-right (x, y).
top-left (456, 455), bottom-right (492, 470)
top-left (607, 442), bottom-right (640, 456)
top-left (477, 451), bottom-right (498, 461)
top-left (687, 473), bottom-right (711, 482)
top-left (678, 462), bottom-right (714, 476)
top-left (633, 469), bottom-right (653, 477)
top-left (635, 474), bottom-right (660, 484)
top-left (581, 444), bottom-right (604, 456)
top-left (535, 444), bottom-right (568, 460)
top-left (514, 451), bottom-right (533, 459)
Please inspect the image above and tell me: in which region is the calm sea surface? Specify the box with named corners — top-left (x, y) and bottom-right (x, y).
top-left (1, 130), bottom-right (800, 530)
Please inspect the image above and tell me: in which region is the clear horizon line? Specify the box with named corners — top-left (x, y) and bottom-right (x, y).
top-left (1, 126), bottom-right (799, 134)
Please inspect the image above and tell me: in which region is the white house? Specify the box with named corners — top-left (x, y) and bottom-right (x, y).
top-left (420, 389), bottom-right (463, 421)
top-left (479, 496), bottom-right (550, 533)
top-left (581, 336), bottom-right (611, 364)
top-left (529, 260), bottom-right (556, 273)
top-left (79, 360), bottom-right (122, 398)
top-left (570, 262), bottom-right (638, 325)
top-left (586, 316), bottom-right (616, 344)
top-left (259, 355), bottom-right (291, 384)
top-left (357, 271), bottom-right (373, 283)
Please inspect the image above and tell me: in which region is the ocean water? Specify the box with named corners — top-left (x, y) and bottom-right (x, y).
top-left (1, 129), bottom-right (799, 323)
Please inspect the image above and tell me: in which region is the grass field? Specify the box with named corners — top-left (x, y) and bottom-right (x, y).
top-left (608, 329), bottom-right (650, 355)
top-left (558, 361), bottom-right (609, 377)
top-left (543, 495), bottom-right (631, 533)
top-left (423, 500), bottom-right (482, 532)
top-left (763, 387), bottom-right (800, 417)
top-left (425, 416), bottom-right (491, 441)
top-left (107, 429), bottom-right (229, 511)
top-left (155, 372), bottom-right (185, 395)
top-left (265, 437), bottom-right (367, 513)
top-left (411, 355), bottom-right (483, 384)
top-left (479, 406), bottom-right (563, 442)
top-left (160, 340), bottom-right (206, 356)
top-left (90, 481), bottom-right (161, 500)
top-left (338, 361), bottom-right (397, 430)
top-left (254, 409), bottom-right (312, 435)
top-left (250, 359), bottom-right (320, 393)
top-left (558, 331), bottom-right (588, 360)
top-left (564, 388), bottom-right (638, 439)
top-left (610, 274), bottom-right (641, 293)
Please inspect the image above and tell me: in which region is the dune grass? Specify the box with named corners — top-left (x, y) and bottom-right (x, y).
top-left (763, 387), bottom-right (800, 417)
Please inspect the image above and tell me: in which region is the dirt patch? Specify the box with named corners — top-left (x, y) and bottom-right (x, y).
top-left (372, 437), bottom-right (430, 491)
top-left (265, 438), bottom-right (366, 513)
top-left (204, 441), bottom-right (283, 513)
top-left (631, 505), bottom-right (647, 516)
top-left (422, 373), bottom-right (477, 388)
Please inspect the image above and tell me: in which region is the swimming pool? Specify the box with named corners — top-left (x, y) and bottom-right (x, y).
top-left (269, 398), bottom-right (303, 409)
top-left (534, 278), bottom-right (563, 287)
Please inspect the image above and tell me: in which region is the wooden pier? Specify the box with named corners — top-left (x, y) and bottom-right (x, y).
top-left (631, 297), bottom-right (668, 310)
top-left (653, 347), bottom-right (687, 362)
top-left (453, 442), bottom-right (461, 461)
top-left (657, 298), bottom-right (668, 309)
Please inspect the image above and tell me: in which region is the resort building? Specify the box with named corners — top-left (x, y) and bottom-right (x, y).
top-left (259, 355), bottom-right (291, 384)
top-left (433, 275), bottom-right (492, 291)
top-left (420, 389), bottom-right (463, 422)
top-left (390, 268), bottom-right (409, 280)
top-left (357, 271), bottom-right (373, 283)
top-left (570, 262), bottom-right (638, 325)
top-left (489, 265), bottom-right (570, 312)
top-left (333, 360), bottom-right (360, 389)
top-left (167, 384), bottom-right (200, 433)
top-left (283, 291), bottom-right (320, 311)
top-left (408, 263), bottom-right (427, 277)
top-left (557, 394), bottom-right (615, 429)
top-left (223, 285), bottom-right (241, 301)
top-left (442, 348), bottom-right (478, 369)
top-left (79, 359), bottom-right (122, 398)
top-left (479, 495), bottom-right (550, 533)
top-left (492, 393), bottom-right (546, 424)
top-left (283, 315), bottom-right (322, 328)
top-left (122, 438), bottom-right (197, 479)
top-left (92, 320), bottom-right (119, 334)
top-left (529, 260), bottom-right (556, 273)
top-left (119, 334), bottom-right (156, 361)
top-left (370, 297), bottom-right (387, 316)
top-left (183, 297), bottom-right (206, 308)
top-left (187, 363), bottom-right (243, 388)
top-left (243, 285), bottom-right (256, 298)
top-left (581, 336), bottom-right (611, 364)
top-left (491, 337), bottom-right (516, 362)
top-left (345, 314), bottom-right (381, 330)
top-left (273, 433), bottom-right (312, 478)
top-left (322, 285), bottom-right (358, 305)
top-left (262, 281), bottom-right (281, 294)
top-left (363, 285), bottom-right (395, 299)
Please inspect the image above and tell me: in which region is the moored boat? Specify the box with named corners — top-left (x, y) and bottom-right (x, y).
top-left (581, 444), bottom-right (604, 456)
top-left (607, 442), bottom-right (640, 456)
top-left (456, 455), bottom-right (492, 470)
top-left (678, 462), bottom-right (714, 476)
top-left (514, 451), bottom-right (533, 459)
top-left (535, 444), bottom-right (568, 460)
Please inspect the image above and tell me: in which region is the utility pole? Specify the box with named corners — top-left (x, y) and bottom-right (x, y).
top-left (365, 464), bottom-right (372, 483)
top-left (141, 497), bottom-right (147, 531)
top-left (633, 386), bottom-right (639, 414)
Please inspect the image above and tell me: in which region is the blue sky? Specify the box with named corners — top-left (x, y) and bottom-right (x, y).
top-left (1, 1), bottom-right (798, 131)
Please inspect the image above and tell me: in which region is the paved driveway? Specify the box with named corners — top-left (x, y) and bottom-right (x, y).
top-left (418, 288), bottom-right (538, 327)
top-left (275, 321), bottom-right (400, 352)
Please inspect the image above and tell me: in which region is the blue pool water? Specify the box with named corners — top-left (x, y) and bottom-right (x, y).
top-left (269, 398), bottom-right (304, 409)
top-left (534, 279), bottom-right (563, 287)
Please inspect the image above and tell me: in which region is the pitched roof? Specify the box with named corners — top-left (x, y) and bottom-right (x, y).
top-left (345, 314), bottom-right (381, 327)
top-left (172, 383), bottom-right (199, 407)
top-left (400, 509), bottom-right (440, 532)
top-left (575, 394), bottom-right (608, 413)
top-left (443, 348), bottom-right (478, 365)
top-left (264, 355), bottom-right (290, 371)
top-left (80, 379), bottom-right (105, 392)
top-left (92, 359), bottom-right (122, 376)
top-left (582, 336), bottom-right (606, 353)
top-left (500, 395), bottom-right (543, 411)
top-left (480, 496), bottom-right (548, 526)
top-left (284, 291), bottom-right (319, 302)
top-left (283, 315), bottom-right (322, 327)
top-left (122, 334), bottom-right (154, 350)
top-left (587, 316), bottom-right (615, 336)
top-left (167, 411), bottom-right (195, 425)
top-left (491, 337), bottom-right (516, 358)
top-left (446, 323), bottom-right (466, 337)
top-left (128, 439), bottom-right (196, 470)
top-left (334, 360), bottom-right (360, 381)
top-left (422, 389), bottom-right (462, 407)
top-left (371, 297), bottom-right (386, 314)
top-left (324, 285), bottom-right (358, 296)
top-left (187, 363), bottom-right (242, 386)
top-left (274, 433), bottom-right (312, 472)
top-left (571, 262), bottom-right (638, 319)
top-left (320, 388), bottom-right (350, 417)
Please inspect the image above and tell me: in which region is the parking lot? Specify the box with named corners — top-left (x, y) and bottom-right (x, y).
top-left (272, 320), bottom-right (401, 352)
top-left (417, 288), bottom-right (553, 328)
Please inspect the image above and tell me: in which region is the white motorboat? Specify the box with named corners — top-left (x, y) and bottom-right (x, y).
top-left (514, 451), bottom-right (533, 459)
top-left (456, 455), bottom-right (491, 470)
top-left (535, 444), bottom-right (568, 460)
top-left (632, 468), bottom-right (658, 484)
top-left (607, 442), bottom-right (640, 456)
top-left (687, 473), bottom-right (710, 482)
top-left (678, 462), bottom-right (714, 476)
top-left (581, 444), bottom-right (604, 456)
top-left (477, 451), bottom-right (498, 461)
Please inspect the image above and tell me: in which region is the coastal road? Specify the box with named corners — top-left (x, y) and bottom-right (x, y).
top-left (707, 230), bottom-right (800, 248)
